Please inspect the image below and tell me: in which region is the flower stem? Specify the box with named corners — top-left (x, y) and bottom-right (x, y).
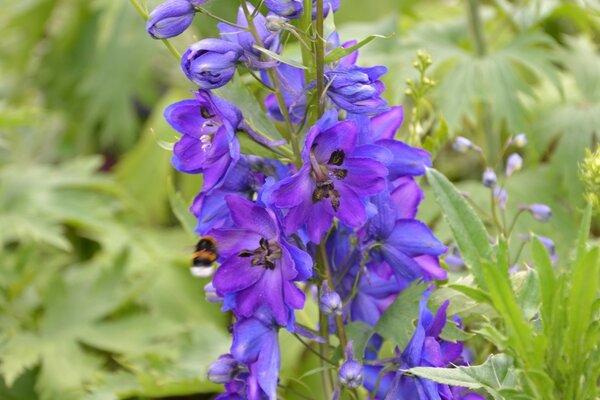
top-left (239, 0), bottom-right (302, 167)
top-left (196, 7), bottom-right (248, 30)
top-left (319, 242), bottom-right (348, 350)
top-left (315, 0), bottom-right (326, 117)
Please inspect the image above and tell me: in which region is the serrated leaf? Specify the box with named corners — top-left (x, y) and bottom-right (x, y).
top-left (345, 321), bottom-right (374, 361)
top-left (440, 319), bottom-right (473, 342)
top-left (426, 168), bottom-right (491, 288)
top-left (408, 354), bottom-right (517, 400)
top-left (374, 281), bottom-right (427, 350)
top-left (0, 333), bottom-right (41, 386)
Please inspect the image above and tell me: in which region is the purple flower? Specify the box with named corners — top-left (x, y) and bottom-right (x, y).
top-left (482, 168), bottom-right (497, 188)
top-left (512, 133), bottom-right (528, 148)
top-left (209, 196), bottom-right (312, 326)
top-left (219, 4), bottom-right (281, 69)
top-left (505, 153), bottom-right (523, 176)
top-left (231, 308), bottom-right (281, 400)
top-left (208, 354), bottom-right (241, 384)
top-left (166, 90), bottom-right (242, 191)
top-left (338, 342), bottom-right (364, 389)
top-left (325, 65), bottom-right (388, 114)
top-left (263, 64), bottom-right (307, 123)
top-left (522, 203), bottom-right (552, 222)
top-left (319, 285), bottom-right (343, 316)
top-left (452, 136), bottom-right (473, 153)
top-left (181, 38), bottom-right (244, 89)
top-left (265, 0), bottom-right (303, 18)
top-left (364, 300), bottom-right (473, 400)
top-left (146, 0), bottom-right (197, 39)
top-left (269, 111), bottom-right (388, 242)
top-left (311, 0), bottom-right (341, 18)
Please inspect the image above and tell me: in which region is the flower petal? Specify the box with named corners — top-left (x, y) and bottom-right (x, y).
top-left (312, 121), bottom-right (358, 163)
top-left (341, 157), bottom-right (388, 196)
top-left (371, 106), bottom-right (404, 140)
top-left (208, 228), bottom-right (262, 257)
top-left (387, 219), bottom-right (447, 257)
top-left (213, 256), bottom-right (264, 295)
top-left (334, 184), bottom-right (367, 228)
top-left (225, 195), bottom-right (278, 239)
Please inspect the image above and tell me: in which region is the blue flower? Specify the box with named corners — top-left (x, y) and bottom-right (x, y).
top-left (165, 90), bottom-right (242, 191)
top-left (325, 65), bottom-right (388, 114)
top-left (219, 4), bottom-right (281, 69)
top-left (269, 111), bottom-right (388, 243)
top-left (181, 39), bottom-right (244, 88)
top-left (265, 0), bottom-right (303, 19)
top-left (209, 195), bottom-right (312, 326)
top-left (231, 308), bottom-right (281, 400)
top-left (146, 0), bottom-right (199, 39)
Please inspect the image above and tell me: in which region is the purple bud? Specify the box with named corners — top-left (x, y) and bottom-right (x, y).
top-left (505, 153), bottom-right (523, 176)
top-left (181, 39), bottom-right (244, 89)
top-left (265, 15), bottom-right (288, 32)
top-left (482, 168), bottom-right (497, 188)
top-left (535, 235), bottom-right (557, 260)
top-left (204, 282), bottom-right (222, 303)
top-left (524, 203), bottom-right (552, 222)
top-left (338, 342), bottom-right (363, 389)
top-left (452, 136), bottom-right (472, 153)
top-left (513, 133), bottom-right (528, 148)
top-left (265, 0), bottom-right (303, 19)
top-left (189, 0), bottom-right (208, 5)
top-left (207, 354), bottom-right (240, 384)
top-left (319, 286), bottom-right (342, 316)
top-left (444, 246), bottom-right (465, 271)
top-left (146, 0), bottom-right (196, 40)
top-left (494, 187), bottom-right (507, 209)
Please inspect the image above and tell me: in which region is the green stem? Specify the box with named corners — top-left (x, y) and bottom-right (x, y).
top-left (239, 0), bottom-right (302, 167)
top-left (318, 290), bottom-right (334, 399)
top-left (466, 0), bottom-right (487, 58)
top-left (196, 7), bottom-right (248, 29)
top-left (319, 242), bottom-right (348, 350)
top-left (315, 0), bottom-right (326, 117)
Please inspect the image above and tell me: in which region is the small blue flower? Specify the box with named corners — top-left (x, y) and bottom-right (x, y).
top-left (513, 133), bottom-right (528, 147)
top-left (482, 167), bottom-right (497, 188)
top-left (325, 65), bottom-right (388, 114)
top-left (452, 136), bottom-right (473, 153)
top-left (265, 0), bottom-right (303, 19)
top-left (181, 38), bottom-right (244, 89)
top-left (338, 342), bottom-right (364, 389)
top-left (319, 285), bottom-right (343, 316)
top-left (523, 203), bottom-right (552, 222)
top-left (505, 153), bottom-right (523, 176)
top-left (146, 0), bottom-right (198, 39)
top-left (208, 354), bottom-right (241, 384)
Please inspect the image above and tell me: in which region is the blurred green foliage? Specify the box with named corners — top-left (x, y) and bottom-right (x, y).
top-left (1, 0), bottom-right (599, 399)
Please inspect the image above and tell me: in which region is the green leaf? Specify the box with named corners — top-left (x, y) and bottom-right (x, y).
top-left (482, 261), bottom-right (536, 365)
top-left (215, 75), bottom-right (283, 142)
top-left (440, 319), bottom-right (473, 342)
top-left (408, 354), bottom-right (518, 400)
top-left (324, 34), bottom-right (391, 64)
top-left (576, 203), bottom-right (593, 262)
top-left (425, 168), bottom-right (492, 288)
top-left (515, 269), bottom-right (540, 322)
top-left (237, 130), bottom-right (284, 158)
top-left (345, 321), bottom-right (374, 361)
top-left (531, 237), bottom-right (557, 330)
top-left (0, 333), bottom-right (41, 386)
top-left (374, 281), bottom-right (427, 349)
top-left (448, 284), bottom-right (491, 304)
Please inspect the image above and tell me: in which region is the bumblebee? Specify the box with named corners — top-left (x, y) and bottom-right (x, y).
top-left (190, 237), bottom-right (218, 278)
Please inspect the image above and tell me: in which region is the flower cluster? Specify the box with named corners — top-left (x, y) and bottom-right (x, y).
top-left (147, 0), bottom-right (482, 398)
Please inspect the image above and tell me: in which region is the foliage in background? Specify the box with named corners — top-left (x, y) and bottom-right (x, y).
top-left (1, 0), bottom-right (599, 399)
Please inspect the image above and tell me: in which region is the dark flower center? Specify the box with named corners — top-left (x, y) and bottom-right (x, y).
top-left (239, 238), bottom-right (281, 270)
top-left (309, 146), bottom-right (348, 212)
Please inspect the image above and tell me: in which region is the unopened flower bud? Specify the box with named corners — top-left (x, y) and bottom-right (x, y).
top-left (494, 187), bottom-right (507, 209)
top-left (580, 145), bottom-right (600, 212)
top-left (265, 0), bottom-right (303, 19)
top-left (535, 235), bottom-right (557, 262)
top-left (146, 0), bottom-right (197, 40)
top-left (181, 39), bottom-right (244, 89)
top-left (452, 136), bottom-right (473, 153)
top-left (319, 286), bottom-right (342, 316)
top-left (505, 153), bottom-right (523, 177)
top-left (338, 342), bottom-right (363, 389)
top-left (523, 203), bottom-right (552, 222)
top-left (513, 133), bottom-right (528, 148)
top-left (265, 15), bottom-right (288, 31)
top-left (482, 168), bottom-right (497, 188)
top-left (204, 282), bottom-right (222, 303)
top-left (207, 354), bottom-right (240, 384)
